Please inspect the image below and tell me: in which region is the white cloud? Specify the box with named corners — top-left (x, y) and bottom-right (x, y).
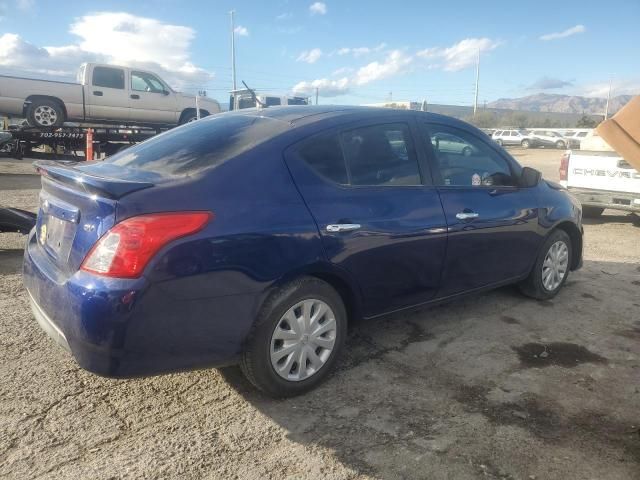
top-left (309, 2), bottom-right (327, 15)
top-left (354, 50), bottom-right (412, 85)
top-left (337, 43), bottom-right (386, 57)
top-left (296, 48), bottom-right (323, 64)
top-left (293, 77), bottom-right (349, 97)
top-left (416, 37), bottom-right (499, 71)
top-left (579, 78), bottom-right (640, 98)
top-left (276, 12), bottom-right (292, 20)
top-left (0, 13), bottom-right (213, 89)
top-left (332, 66), bottom-right (353, 76)
top-left (540, 24), bottom-right (586, 41)
top-left (234, 25), bottom-right (249, 36)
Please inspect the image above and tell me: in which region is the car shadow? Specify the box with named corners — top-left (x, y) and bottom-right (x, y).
top-left (583, 212), bottom-right (639, 227)
top-left (218, 259), bottom-right (640, 478)
top-left (0, 248), bottom-right (24, 275)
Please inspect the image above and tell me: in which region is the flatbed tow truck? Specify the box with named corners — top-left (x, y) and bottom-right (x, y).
top-left (0, 122), bottom-right (168, 160)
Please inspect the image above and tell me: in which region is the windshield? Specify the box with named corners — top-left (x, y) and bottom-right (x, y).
top-left (106, 114), bottom-right (289, 176)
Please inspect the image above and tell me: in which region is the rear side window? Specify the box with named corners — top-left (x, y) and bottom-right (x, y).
top-left (265, 97), bottom-right (281, 106)
top-left (107, 114), bottom-right (288, 176)
top-left (298, 123), bottom-right (421, 187)
top-left (92, 67), bottom-right (125, 90)
top-left (298, 134), bottom-right (348, 184)
top-left (341, 123), bottom-right (421, 186)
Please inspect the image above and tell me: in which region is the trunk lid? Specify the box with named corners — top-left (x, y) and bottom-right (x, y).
top-left (33, 160), bottom-right (156, 276)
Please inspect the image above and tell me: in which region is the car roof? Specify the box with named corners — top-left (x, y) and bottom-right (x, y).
top-left (222, 105), bottom-right (475, 131)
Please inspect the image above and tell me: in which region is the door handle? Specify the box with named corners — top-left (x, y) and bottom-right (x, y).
top-left (130, 94), bottom-right (140, 99)
top-left (326, 223), bottom-right (361, 233)
top-left (93, 91), bottom-right (103, 96)
top-left (456, 212), bottom-right (479, 220)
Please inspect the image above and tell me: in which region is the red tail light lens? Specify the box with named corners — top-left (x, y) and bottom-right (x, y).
top-left (559, 153), bottom-right (569, 181)
top-left (81, 212), bottom-right (212, 278)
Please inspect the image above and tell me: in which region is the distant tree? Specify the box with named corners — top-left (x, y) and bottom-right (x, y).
top-left (466, 111), bottom-right (497, 128)
top-left (576, 115), bottom-right (598, 128)
top-left (507, 112), bottom-right (531, 128)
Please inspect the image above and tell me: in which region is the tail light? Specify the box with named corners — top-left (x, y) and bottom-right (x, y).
top-left (81, 212), bottom-right (212, 278)
top-left (559, 152), bottom-right (570, 181)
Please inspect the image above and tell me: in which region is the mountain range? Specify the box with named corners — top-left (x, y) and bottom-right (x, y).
top-left (487, 93), bottom-right (633, 115)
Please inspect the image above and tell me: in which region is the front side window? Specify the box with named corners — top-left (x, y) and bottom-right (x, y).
top-left (131, 71), bottom-right (166, 93)
top-left (425, 124), bottom-right (516, 187)
top-left (92, 67), bottom-right (125, 90)
top-left (265, 97), bottom-right (281, 106)
top-left (340, 123), bottom-right (421, 186)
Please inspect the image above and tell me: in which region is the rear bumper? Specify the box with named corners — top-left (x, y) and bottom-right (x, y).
top-left (23, 231), bottom-right (260, 378)
top-left (569, 187), bottom-right (640, 213)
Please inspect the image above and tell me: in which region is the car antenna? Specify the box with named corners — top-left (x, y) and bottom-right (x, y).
top-left (241, 81), bottom-right (266, 109)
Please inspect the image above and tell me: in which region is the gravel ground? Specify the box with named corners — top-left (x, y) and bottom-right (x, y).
top-left (1, 150), bottom-right (639, 479)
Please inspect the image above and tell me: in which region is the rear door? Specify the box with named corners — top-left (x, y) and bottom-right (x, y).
top-left (129, 70), bottom-right (178, 124)
top-left (420, 122), bottom-right (539, 297)
top-left (86, 65), bottom-right (130, 122)
top-left (285, 119), bottom-right (448, 317)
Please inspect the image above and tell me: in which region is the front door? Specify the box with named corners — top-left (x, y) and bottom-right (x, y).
top-left (421, 122), bottom-right (539, 297)
top-left (86, 66), bottom-right (130, 122)
top-left (129, 71), bottom-right (178, 124)
top-left (286, 120), bottom-right (448, 317)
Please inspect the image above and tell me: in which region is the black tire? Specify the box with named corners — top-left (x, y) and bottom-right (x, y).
top-left (240, 276), bottom-right (347, 397)
top-left (462, 146), bottom-right (472, 156)
top-left (496, 139), bottom-right (503, 146)
top-left (519, 229), bottom-right (572, 300)
top-left (555, 140), bottom-right (566, 149)
top-left (179, 110), bottom-right (209, 125)
top-left (26, 99), bottom-right (65, 127)
top-left (521, 139), bottom-right (530, 149)
top-left (582, 206), bottom-right (604, 218)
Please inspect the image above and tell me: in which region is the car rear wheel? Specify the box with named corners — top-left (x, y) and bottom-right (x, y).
top-left (519, 229), bottom-right (572, 300)
top-left (521, 139), bottom-right (530, 149)
top-left (27, 99), bottom-right (65, 127)
top-left (582, 206), bottom-right (604, 218)
top-left (555, 140), bottom-right (566, 149)
top-left (496, 139), bottom-right (503, 146)
top-left (240, 276), bottom-right (347, 397)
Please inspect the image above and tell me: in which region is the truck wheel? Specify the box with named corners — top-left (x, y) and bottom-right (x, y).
top-left (521, 139), bottom-right (530, 149)
top-left (582, 206), bottom-right (604, 218)
top-left (27, 99), bottom-right (65, 127)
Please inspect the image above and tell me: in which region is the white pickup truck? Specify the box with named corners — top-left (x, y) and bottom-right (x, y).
top-left (0, 63), bottom-right (221, 128)
top-left (560, 147), bottom-right (640, 217)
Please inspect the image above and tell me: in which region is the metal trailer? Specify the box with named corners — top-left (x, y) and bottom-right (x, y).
top-left (0, 124), bottom-right (167, 161)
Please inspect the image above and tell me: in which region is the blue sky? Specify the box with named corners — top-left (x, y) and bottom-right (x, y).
top-left (1, 0), bottom-right (638, 106)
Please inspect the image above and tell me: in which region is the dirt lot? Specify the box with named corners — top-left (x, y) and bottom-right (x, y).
top-left (1, 148), bottom-right (639, 480)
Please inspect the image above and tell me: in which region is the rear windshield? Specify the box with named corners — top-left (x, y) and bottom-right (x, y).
top-left (106, 114), bottom-right (288, 176)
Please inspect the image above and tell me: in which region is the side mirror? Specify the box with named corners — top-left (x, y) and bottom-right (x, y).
top-left (520, 166), bottom-right (541, 187)
top-left (162, 90), bottom-right (170, 96)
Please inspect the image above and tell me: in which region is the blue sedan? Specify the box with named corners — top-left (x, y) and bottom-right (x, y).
top-left (23, 106), bottom-right (583, 397)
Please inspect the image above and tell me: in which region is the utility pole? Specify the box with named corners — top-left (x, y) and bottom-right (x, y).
top-left (230, 10), bottom-right (237, 92)
top-left (315, 87), bottom-right (319, 105)
top-left (604, 77), bottom-right (612, 120)
top-left (473, 48), bottom-right (480, 117)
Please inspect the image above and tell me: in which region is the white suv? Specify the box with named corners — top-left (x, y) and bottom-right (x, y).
top-left (492, 129), bottom-right (536, 148)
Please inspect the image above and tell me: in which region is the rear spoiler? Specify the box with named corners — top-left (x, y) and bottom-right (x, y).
top-left (33, 160), bottom-right (154, 199)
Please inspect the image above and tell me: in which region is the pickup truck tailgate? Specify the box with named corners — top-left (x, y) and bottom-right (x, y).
top-left (567, 151), bottom-right (640, 195)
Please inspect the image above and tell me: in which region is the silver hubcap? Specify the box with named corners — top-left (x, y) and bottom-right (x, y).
top-left (270, 299), bottom-right (337, 382)
top-left (34, 105), bottom-right (58, 126)
top-left (542, 241), bottom-right (569, 291)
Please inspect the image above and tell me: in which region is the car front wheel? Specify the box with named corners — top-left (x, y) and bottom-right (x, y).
top-left (519, 229), bottom-right (572, 300)
top-left (240, 276), bottom-right (347, 397)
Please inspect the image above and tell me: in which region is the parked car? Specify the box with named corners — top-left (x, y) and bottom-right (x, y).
top-left (562, 130), bottom-right (591, 149)
top-left (492, 129), bottom-right (539, 148)
top-left (528, 130), bottom-right (567, 149)
top-left (431, 132), bottom-right (479, 156)
top-left (0, 206), bottom-right (36, 233)
top-left (0, 63), bottom-right (221, 128)
top-left (229, 89), bottom-right (310, 110)
top-left (24, 107), bottom-right (583, 397)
